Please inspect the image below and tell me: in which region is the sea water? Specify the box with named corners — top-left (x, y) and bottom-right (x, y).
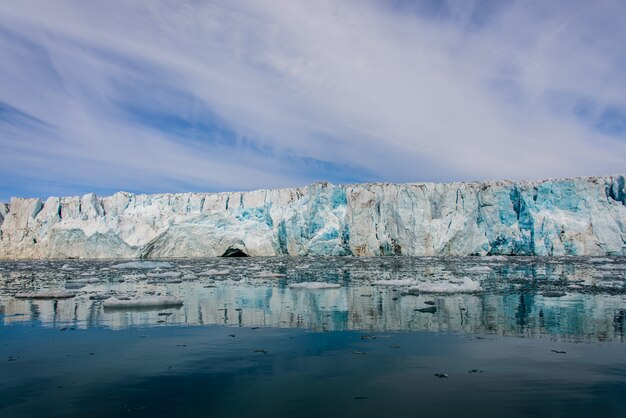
top-left (1, 257), bottom-right (625, 417)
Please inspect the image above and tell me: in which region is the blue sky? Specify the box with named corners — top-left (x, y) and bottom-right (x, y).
top-left (1, 0), bottom-right (625, 201)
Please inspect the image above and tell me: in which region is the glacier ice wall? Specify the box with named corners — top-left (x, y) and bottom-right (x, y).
top-left (0, 175), bottom-right (624, 258)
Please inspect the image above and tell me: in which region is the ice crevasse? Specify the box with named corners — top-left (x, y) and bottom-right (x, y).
top-left (0, 175), bottom-right (624, 259)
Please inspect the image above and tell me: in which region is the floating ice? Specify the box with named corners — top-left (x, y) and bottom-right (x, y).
top-left (466, 266), bottom-right (493, 273)
top-left (146, 272), bottom-right (182, 278)
top-left (102, 296), bottom-right (183, 309)
top-left (15, 291), bottom-right (76, 299)
top-left (372, 279), bottom-right (417, 286)
top-left (198, 269), bottom-right (230, 276)
top-left (589, 258), bottom-right (615, 263)
top-left (289, 282), bottom-right (341, 289)
top-left (60, 264), bottom-right (76, 271)
top-left (597, 264), bottom-right (626, 270)
top-left (181, 274), bottom-right (198, 280)
top-left (257, 272), bottom-right (287, 278)
top-left (89, 294), bottom-right (111, 300)
top-left (66, 277), bottom-right (101, 284)
top-left (484, 256), bottom-right (508, 262)
top-left (409, 278), bottom-right (483, 294)
top-left (121, 274), bottom-right (146, 280)
top-left (111, 261), bottom-right (173, 269)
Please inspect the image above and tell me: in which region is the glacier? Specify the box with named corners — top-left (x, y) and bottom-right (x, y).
top-left (0, 175), bottom-right (624, 259)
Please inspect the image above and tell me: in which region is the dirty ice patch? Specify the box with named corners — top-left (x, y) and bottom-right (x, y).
top-left (111, 261), bottom-right (174, 269)
top-left (410, 278), bottom-right (483, 294)
top-left (289, 282), bottom-right (341, 289)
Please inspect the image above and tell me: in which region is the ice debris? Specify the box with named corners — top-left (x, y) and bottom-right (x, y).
top-left (15, 291), bottom-right (76, 299)
top-left (102, 296), bottom-right (183, 309)
top-left (111, 261), bottom-right (174, 269)
top-left (409, 278), bottom-right (483, 294)
top-left (289, 282), bottom-right (342, 289)
top-left (372, 279), bottom-right (417, 286)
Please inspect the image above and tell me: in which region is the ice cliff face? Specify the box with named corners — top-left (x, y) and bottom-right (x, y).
top-left (0, 175), bottom-right (624, 259)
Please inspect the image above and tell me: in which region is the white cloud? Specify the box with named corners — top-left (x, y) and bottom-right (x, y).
top-left (0, 0), bottom-right (625, 200)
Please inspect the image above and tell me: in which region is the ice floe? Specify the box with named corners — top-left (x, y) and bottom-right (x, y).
top-left (289, 282), bottom-right (342, 289)
top-left (372, 279), bottom-right (417, 286)
top-left (198, 269), bottom-right (230, 276)
top-left (111, 261), bottom-right (174, 269)
top-left (466, 266), bottom-right (493, 273)
top-left (146, 272), bottom-right (182, 278)
top-left (409, 278), bottom-right (483, 294)
top-left (257, 272), bottom-right (287, 278)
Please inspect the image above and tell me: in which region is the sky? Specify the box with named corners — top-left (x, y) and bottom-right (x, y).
top-left (1, 0), bottom-right (625, 201)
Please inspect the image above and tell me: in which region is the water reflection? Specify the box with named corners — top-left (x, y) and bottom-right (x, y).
top-left (0, 257), bottom-right (625, 342)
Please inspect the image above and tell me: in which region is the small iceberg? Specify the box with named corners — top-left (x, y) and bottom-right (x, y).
top-left (15, 291), bottom-right (76, 299)
top-left (111, 261), bottom-right (174, 269)
top-left (60, 264), bottom-right (77, 271)
top-left (103, 296), bottom-right (184, 309)
top-left (372, 279), bottom-right (417, 286)
top-left (289, 282), bottom-right (341, 289)
top-left (409, 278), bottom-right (483, 294)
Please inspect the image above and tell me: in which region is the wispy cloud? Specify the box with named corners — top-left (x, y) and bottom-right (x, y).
top-left (1, 0), bottom-right (625, 200)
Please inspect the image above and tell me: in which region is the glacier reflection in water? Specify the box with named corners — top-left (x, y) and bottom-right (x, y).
top-left (1, 257), bottom-right (625, 341)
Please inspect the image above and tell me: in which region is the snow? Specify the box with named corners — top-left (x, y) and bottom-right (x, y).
top-left (289, 282), bottom-right (342, 289)
top-left (409, 278), bottom-right (483, 294)
top-left (102, 296), bottom-right (183, 309)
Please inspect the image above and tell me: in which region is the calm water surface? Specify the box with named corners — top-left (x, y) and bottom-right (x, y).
top-left (1, 257), bottom-right (626, 417)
